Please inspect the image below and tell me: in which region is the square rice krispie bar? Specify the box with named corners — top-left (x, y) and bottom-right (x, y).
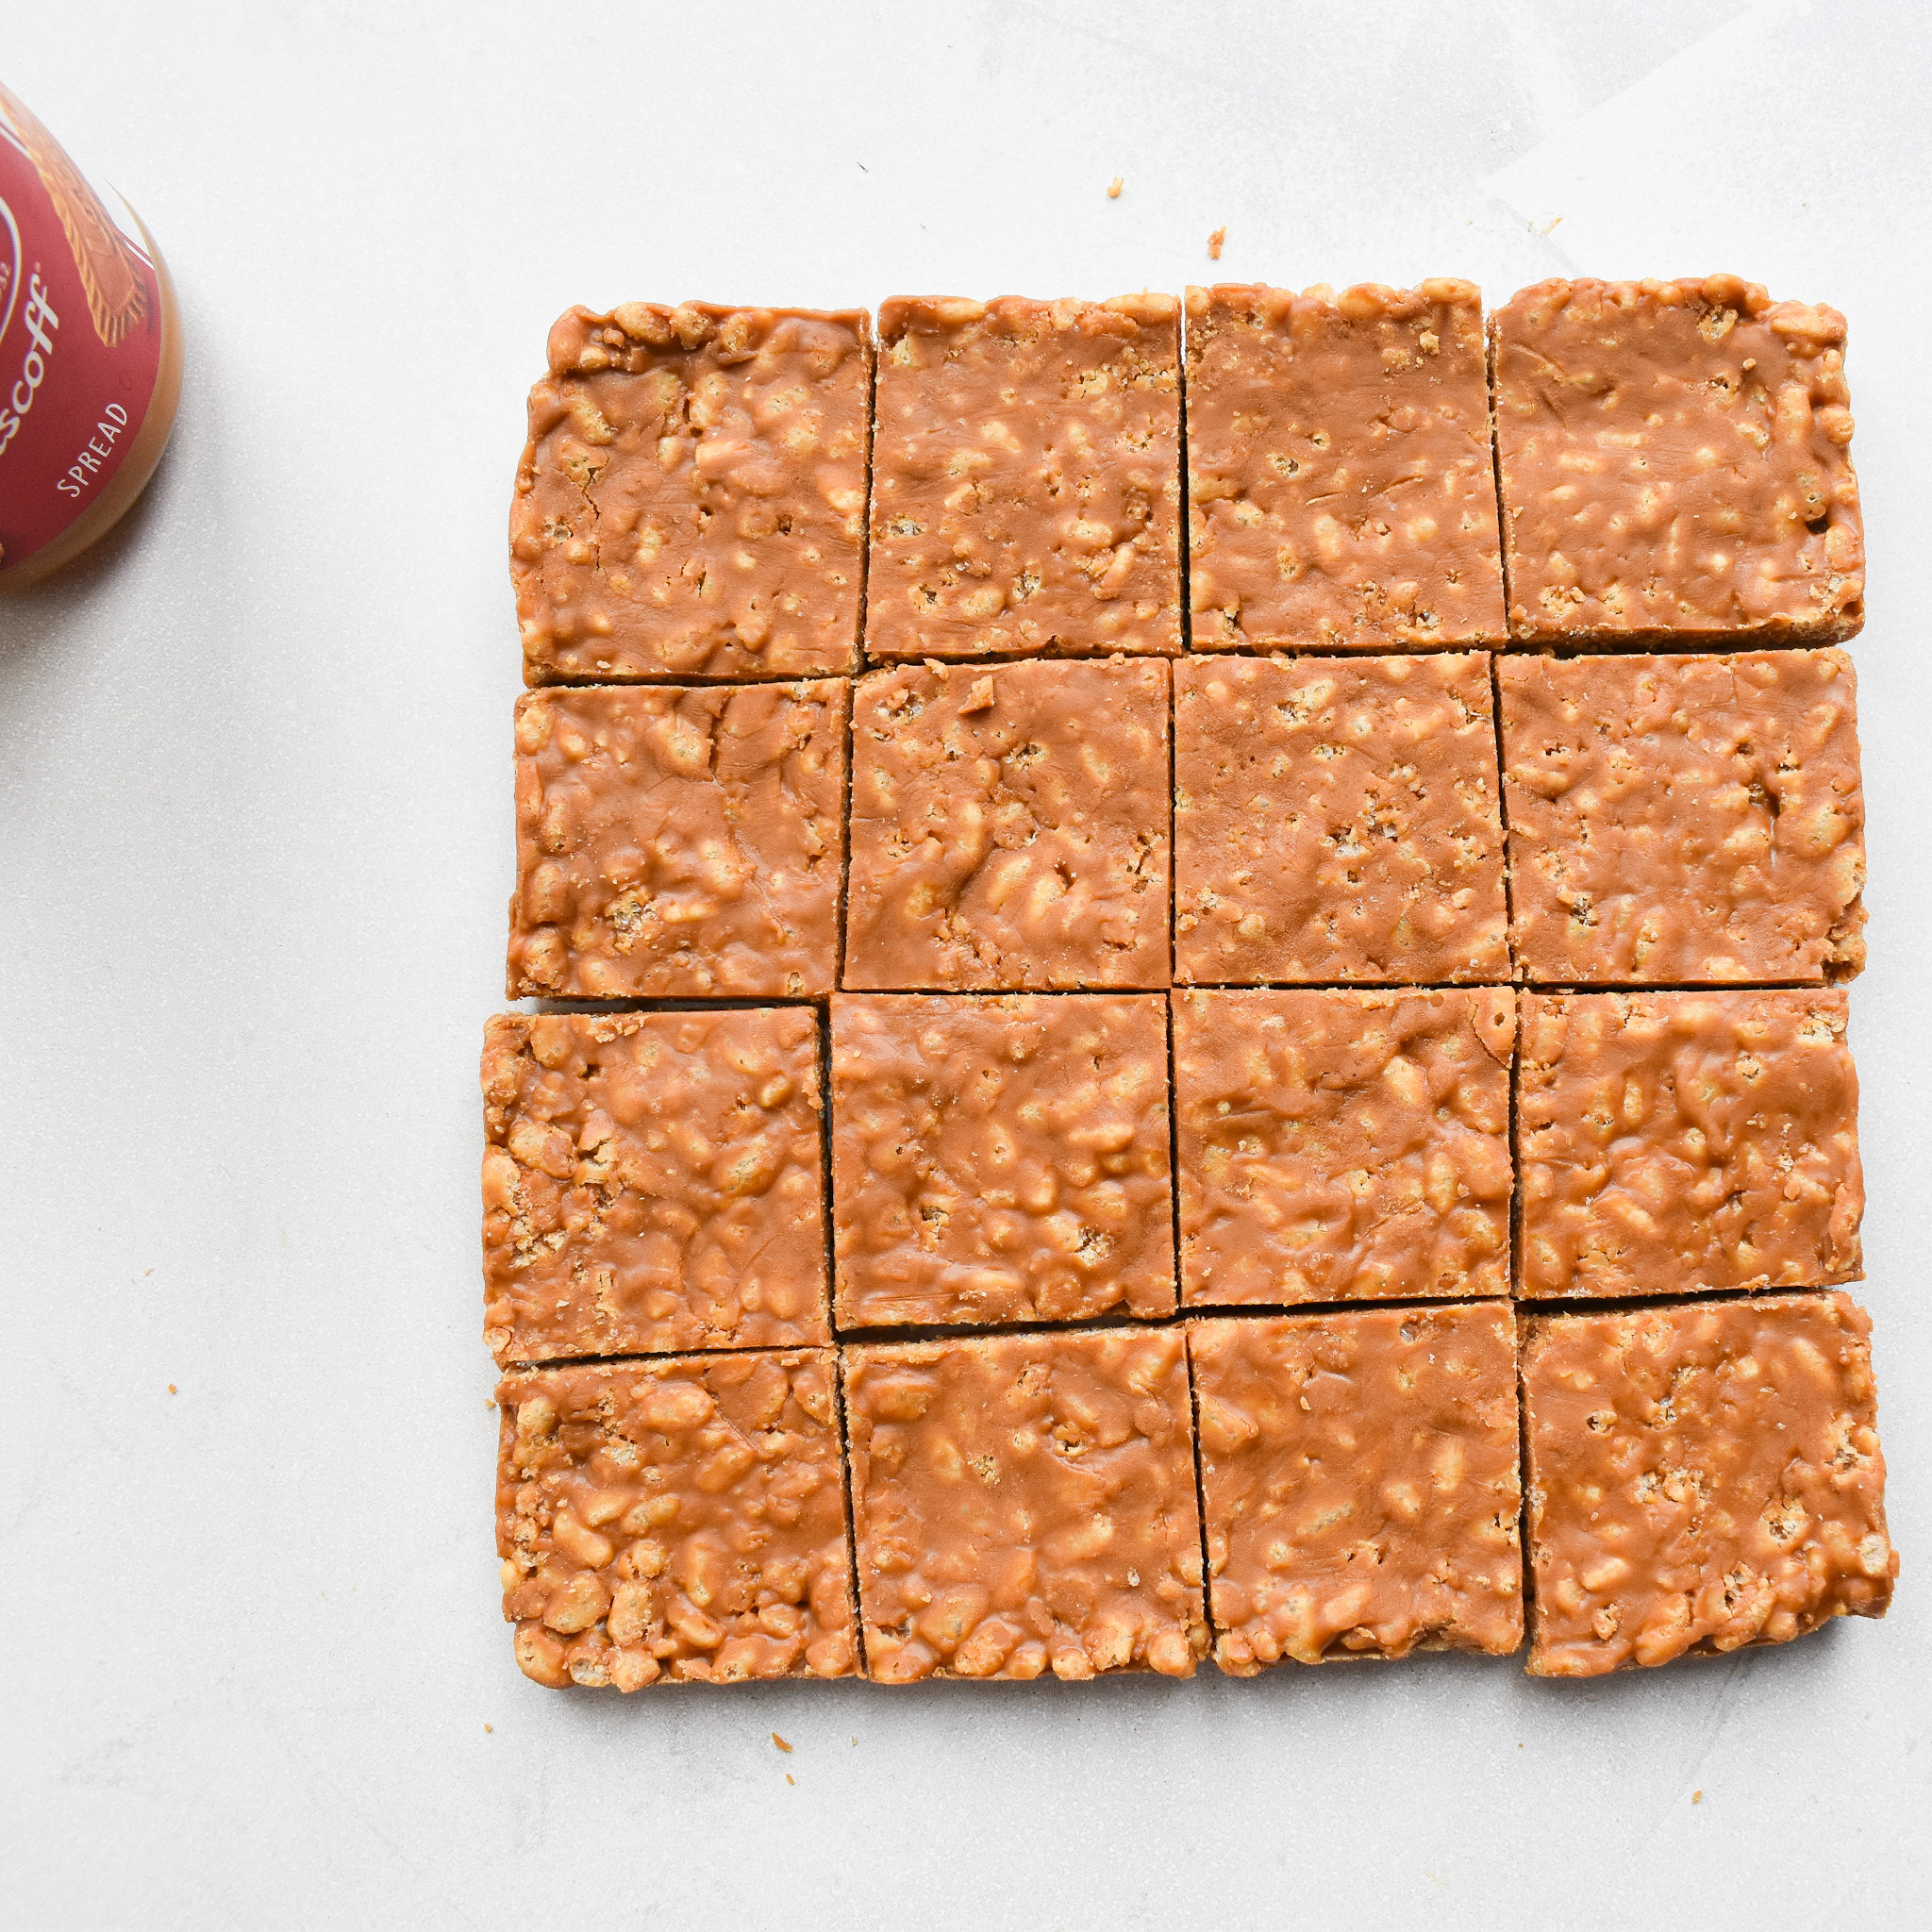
top-left (1492, 276), bottom-right (1863, 647)
top-left (496, 1350), bottom-right (858, 1689)
top-left (1174, 988), bottom-right (1515, 1307)
top-left (842, 658), bottom-right (1171, 990)
top-left (1521, 1292), bottom-right (1895, 1677)
top-left (1186, 281), bottom-right (1506, 652)
top-left (511, 302), bottom-right (870, 683)
top-left (1191, 1303), bottom-right (1523, 1671)
top-left (508, 680), bottom-right (847, 999)
top-left (830, 992), bottom-right (1175, 1328)
top-left (1518, 991), bottom-right (1861, 1301)
top-left (1499, 649), bottom-right (1864, 985)
top-left (843, 1328), bottom-right (1207, 1681)
top-left (866, 295), bottom-right (1181, 658)
top-left (481, 1009), bottom-right (830, 1364)
top-left (1174, 652), bottom-right (1507, 984)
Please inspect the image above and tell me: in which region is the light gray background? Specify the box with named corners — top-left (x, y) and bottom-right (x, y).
top-left (3, 3), bottom-right (1926, 1925)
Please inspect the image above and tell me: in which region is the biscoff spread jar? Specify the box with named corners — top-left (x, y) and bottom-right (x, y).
top-left (0, 82), bottom-right (181, 589)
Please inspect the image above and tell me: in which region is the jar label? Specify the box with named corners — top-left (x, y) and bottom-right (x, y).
top-left (0, 86), bottom-right (167, 572)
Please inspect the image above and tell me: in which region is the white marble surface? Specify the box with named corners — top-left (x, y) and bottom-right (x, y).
top-left (3, 3), bottom-right (1927, 1924)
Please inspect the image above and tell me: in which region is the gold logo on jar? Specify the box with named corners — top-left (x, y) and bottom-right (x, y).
top-left (5, 90), bottom-right (147, 347)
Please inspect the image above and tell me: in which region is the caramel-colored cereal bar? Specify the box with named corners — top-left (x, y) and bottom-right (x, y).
top-left (867, 296), bottom-right (1181, 659)
top-left (496, 1350), bottom-right (857, 1689)
top-left (511, 303), bottom-right (869, 684)
top-left (1174, 988), bottom-right (1514, 1307)
top-left (1519, 991), bottom-right (1860, 1302)
top-left (1186, 281), bottom-right (1505, 653)
top-left (842, 658), bottom-right (1171, 990)
top-left (1522, 1292), bottom-right (1895, 1677)
top-left (830, 993), bottom-right (1175, 1329)
top-left (1174, 652), bottom-right (1507, 985)
top-left (1493, 276), bottom-right (1863, 647)
top-left (844, 1328), bottom-right (1207, 1681)
top-left (1192, 1303), bottom-right (1523, 1672)
top-left (481, 1010), bottom-right (829, 1365)
top-left (1499, 649), bottom-right (1864, 985)
top-left (508, 680), bottom-right (847, 999)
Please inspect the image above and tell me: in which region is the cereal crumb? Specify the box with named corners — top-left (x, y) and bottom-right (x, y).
top-left (1540, 213), bottom-right (1564, 235)
top-left (1108, 176), bottom-right (1123, 199)
top-left (484, 1724), bottom-right (492, 1734)
top-left (1692, 1790), bottom-right (1703, 1805)
top-left (1208, 225), bottom-right (1226, 259)
top-left (773, 1732), bottom-right (793, 1754)
top-left (167, 1384), bottom-right (176, 1395)
top-left (786, 1773), bottom-right (795, 1786)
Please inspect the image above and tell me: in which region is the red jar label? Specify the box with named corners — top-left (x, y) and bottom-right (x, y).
top-left (0, 87), bottom-right (166, 571)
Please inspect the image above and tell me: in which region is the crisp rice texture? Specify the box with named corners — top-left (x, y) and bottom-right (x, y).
top-left (1522, 1293), bottom-right (1895, 1676)
top-left (1174, 651), bottom-right (1507, 985)
top-left (508, 681), bottom-right (846, 999)
top-left (1192, 1304), bottom-right (1524, 1670)
top-left (867, 295), bottom-right (1181, 658)
top-left (497, 1351), bottom-right (858, 1689)
top-left (512, 303), bottom-right (869, 683)
top-left (1174, 988), bottom-right (1515, 1307)
top-left (1492, 275), bottom-right (1862, 646)
top-left (830, 992), bottom-right (1176, 1327)
top-left (482, 1010), bottom-right (830, 1364)
top-left (844, 1328), bottom-right (1207, 1681)
top-left (1187, 280), bottom-right (1506, 651)
top-left (1499, 649), bottom-right (1865, 985)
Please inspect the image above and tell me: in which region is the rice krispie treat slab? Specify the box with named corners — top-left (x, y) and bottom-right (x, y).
top-left (843, 1328), bottom-right (1208, 1681)
top-left (1519, 991), bottom-right (1861, 1301)
top-left (1521, 1292), bottom-right (1895, 1677)
top-left (508, 680), bottom-right (847, 999)
top-left (1174, 988), bottom-right (1515, 1307)
top-left (1493, 276), bottom-right (1863, 647)
top-left (1174, 652), bottom-right (1507, 985)
top-left (1187, 281), bottom-right (1506, 653)
top-left (481, 1010), bottom-right (829, 1365)
top-left (511, 302), bottom-right (869, 684)
top-left (830, 993), bottom-right (1175, 1329)
top-left (496, 1350), bottom-right (858, 1689)
top-left (866, 295), bottom-right (1181, 659)
top-left (1499, 649), bottom-right (1864, 986)
top-left (1191, 1303), bottom-right (1523, 1671)
top-left (842, 658), bottom-right (1171, 990)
